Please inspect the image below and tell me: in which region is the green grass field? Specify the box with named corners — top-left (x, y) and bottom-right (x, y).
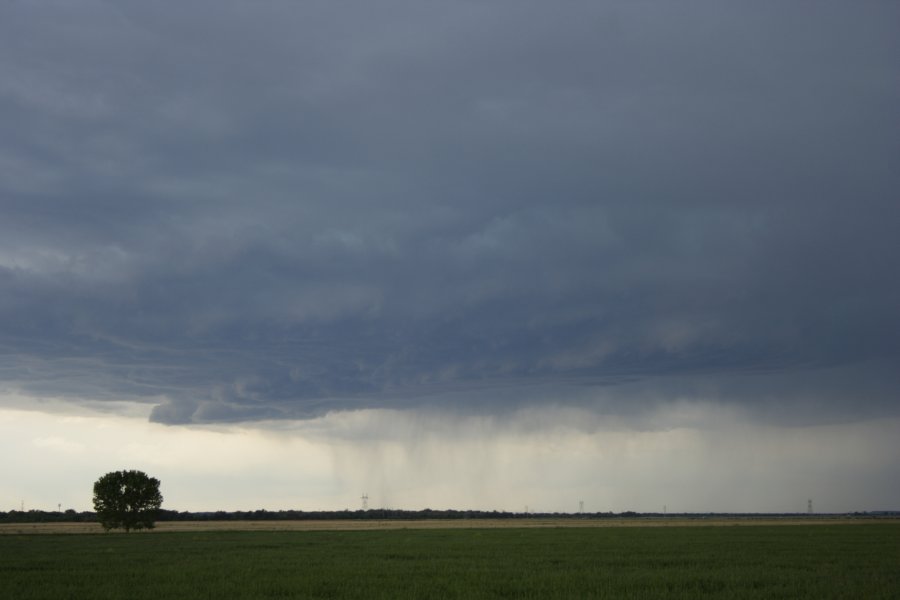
top-left (2, 524), bottom-right (897, 599)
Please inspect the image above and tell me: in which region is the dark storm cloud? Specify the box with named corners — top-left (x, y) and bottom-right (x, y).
top-left (1, 1), bottom-right (898, 424)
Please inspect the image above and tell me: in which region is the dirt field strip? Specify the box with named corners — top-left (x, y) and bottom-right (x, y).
top-left (2, 517), bottom-right (893, 534)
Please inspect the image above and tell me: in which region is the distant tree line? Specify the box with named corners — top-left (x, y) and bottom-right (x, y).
top-left (3, 508), bottom-right (887, 524)
top-left (156, 508), bottom-right (594, 521)
top-left (0, 510), bottom-right (97, 524)
top-left (0, 508), bottom-right (614, 523)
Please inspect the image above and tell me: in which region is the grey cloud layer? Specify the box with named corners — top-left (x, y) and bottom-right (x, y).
top-left (1, 2), bottom-right (898, 423)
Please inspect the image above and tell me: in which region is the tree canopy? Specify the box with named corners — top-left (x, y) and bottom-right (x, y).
top-left (92, 470), bottom-right (163, 531)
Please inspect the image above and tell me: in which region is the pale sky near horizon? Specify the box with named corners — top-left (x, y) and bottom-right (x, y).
top-left (1, 1), bottom-right (898, 514)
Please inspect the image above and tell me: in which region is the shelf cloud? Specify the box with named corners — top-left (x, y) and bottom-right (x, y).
top-left (1, 1), bottom-right (898, 432)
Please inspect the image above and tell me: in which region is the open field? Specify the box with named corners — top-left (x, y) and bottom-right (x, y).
top-left (1, 523), bottom-right (898, 599)
top-left (1, 516), bottom-right (893, 534)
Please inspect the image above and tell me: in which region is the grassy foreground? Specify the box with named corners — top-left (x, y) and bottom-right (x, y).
top-left (1, 524), bottom-right (897, 599)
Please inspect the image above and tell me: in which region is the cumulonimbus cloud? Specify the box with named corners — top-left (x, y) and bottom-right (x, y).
top-left (0, 1), bottom-right (898, 425)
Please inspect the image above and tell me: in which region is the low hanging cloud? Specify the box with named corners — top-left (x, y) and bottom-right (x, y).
top-left (1, 2), bottom-right (898, 426)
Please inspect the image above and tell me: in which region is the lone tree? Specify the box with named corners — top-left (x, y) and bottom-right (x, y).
top-left (92, 470), bottom-right (163, 531)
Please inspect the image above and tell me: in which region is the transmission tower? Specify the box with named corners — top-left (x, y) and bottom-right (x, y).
top-left (361, 493), bottom-right (369, 511)
top-left (807, 499), bottom-right (813, 514)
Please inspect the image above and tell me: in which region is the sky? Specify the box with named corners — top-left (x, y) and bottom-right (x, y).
top-left (1, 1), bottom-right (898, 514)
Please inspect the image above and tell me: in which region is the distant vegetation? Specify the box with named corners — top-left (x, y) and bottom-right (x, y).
top-left (0, 509), bottom-right (97, 524)
top-left (2, 507), bottom-right (896, 524)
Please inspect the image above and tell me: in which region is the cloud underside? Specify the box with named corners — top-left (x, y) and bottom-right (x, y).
top-left (1, 2), bottom-right (898, 424)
